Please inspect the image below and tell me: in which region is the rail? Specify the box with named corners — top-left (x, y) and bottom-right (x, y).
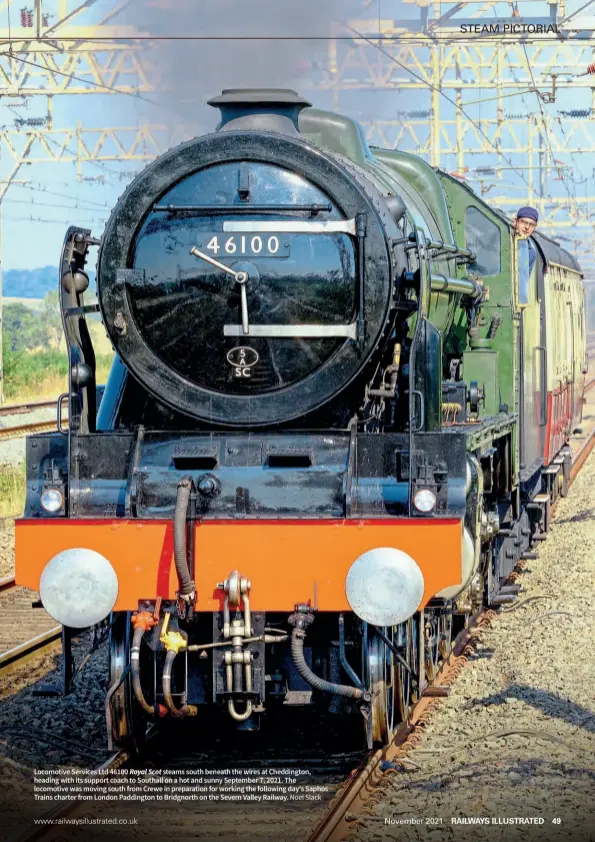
top-left (0, 419), bottom-right (64, 442)
top-left (0, 575), bottom-right (16, 592)
top-left (0, 578), bottom-right (62, 675)
top-left (0, 399), bottom-right (58, 418)
top-left (0, 626), bottom-right (62, 672)
top-left (306, 612), bottom-right (495, 842)
top-left (0, 397), bottom-right (63, 441)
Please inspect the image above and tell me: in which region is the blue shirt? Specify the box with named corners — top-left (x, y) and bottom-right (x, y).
top-left (528, 240), bottom-right (536, 274)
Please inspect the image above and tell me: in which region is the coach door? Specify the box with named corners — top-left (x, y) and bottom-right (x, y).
top-left (515, 237), bottom-right (546, 481)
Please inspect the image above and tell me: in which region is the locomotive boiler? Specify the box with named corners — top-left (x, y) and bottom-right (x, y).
top-left (15, 89), bottom-right (588, 750)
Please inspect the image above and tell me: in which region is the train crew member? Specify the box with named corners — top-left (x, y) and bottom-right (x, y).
top-left (513, 206), bottom-right (538, 274)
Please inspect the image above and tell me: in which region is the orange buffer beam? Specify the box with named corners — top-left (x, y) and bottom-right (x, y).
top-left (15, 518), bottom-right (464, 613)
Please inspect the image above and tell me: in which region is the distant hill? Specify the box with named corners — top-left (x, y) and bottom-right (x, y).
top-left (4, 266), bottom-right (97, 299)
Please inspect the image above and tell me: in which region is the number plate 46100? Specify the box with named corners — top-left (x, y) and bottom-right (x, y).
top-left (196, 233), bottom-right (290, 258)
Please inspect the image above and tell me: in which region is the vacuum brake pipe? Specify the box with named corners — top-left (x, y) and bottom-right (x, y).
top-left (162, 649), bottom-right (198, 718)
top-left (160, 613), bottom-right (197, 718)
top-left (289, 609), bottom-right (371, 702)
top-left (130, 612), bottom-right (167, 717)
top-left (174, 476), bottom-right (196, 602)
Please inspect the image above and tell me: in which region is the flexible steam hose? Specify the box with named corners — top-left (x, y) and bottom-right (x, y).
top-left (290, 627), bottom-right (369, 701)
top-left (174, 476), bottom-right (196, 598)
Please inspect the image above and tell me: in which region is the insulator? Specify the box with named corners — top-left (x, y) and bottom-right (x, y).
top-left (42, 14), bottom-right (49, 26)
top-left (20, 8), bottom-right (27, 26)
top-left (505, 112), bottom-right (528, 120)
top-left (15, 116), bottom-right (47, 127)
top-left (396, 109), bottom-right (430, 119)
top-left (475, 167), bottom-right (496, 175)
top-left (586, 62), bottom-right (595, 75)
top-left (558, 109), bottom-right (591, 118)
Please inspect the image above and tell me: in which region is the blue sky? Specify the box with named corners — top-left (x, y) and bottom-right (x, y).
top-left (1, 0), bottom-right (593, 271)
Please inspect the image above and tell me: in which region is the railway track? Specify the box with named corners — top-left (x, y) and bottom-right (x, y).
top-left (0, 577), bottom-right (61, 675)
top-left (306, 611), bottom-right (496, 842)
top-left (305, 404), bottom-right (595, 842)
top-left (9, 412), bottom-right (595, 842)
top-left (2, 373), bottom-right (595, 841)
top-left (0, 398), bottom-right (62, 441)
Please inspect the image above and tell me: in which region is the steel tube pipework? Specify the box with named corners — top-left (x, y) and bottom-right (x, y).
top-left (426, 240), bottom-right (475, 260)
top-left (430, 273), bottom-right (483, 300)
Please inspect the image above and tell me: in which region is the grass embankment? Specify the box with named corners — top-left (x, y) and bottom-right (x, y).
top-left (0, 462), bottom-right (25, 517)
top-left (4, 349), bottom-right (113, 402)
top-left (3, 292), bottom-right (114, 402)
top-left (0, 292), bottom-right (114, 514)
top-left (1, 351), bottom-right (112, 515)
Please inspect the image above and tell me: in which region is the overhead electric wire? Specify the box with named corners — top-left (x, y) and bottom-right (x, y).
top-left (1, 53), bottom-right (183, 118)
top-left (346, 23), bottom-right (533, 192)
top-left (520, 41), bottom-right (575, 204)
top-left (558, 0), bottom-right (595, 26)
top-left (5, 197), bottom-right (108, 212)
top-left (3, 212), bottom-right (107, 225)
top-left (496, 18), bottom-right (588, 216)
top-left (0, 35), bottom-right (578, 42)
top-left (0, 19), bottom-right (591, 225)
top-left (11, 182), bottom-right (110, 208)
top-left (464, 88), bottom-right (538, 106)
top-left (555, 116), bottom-right (590, 211)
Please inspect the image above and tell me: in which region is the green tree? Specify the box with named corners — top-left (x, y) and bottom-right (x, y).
top-left (3, 303), bottom-right (48, 352)
top-left (41, 290), bottom-right (64, 348)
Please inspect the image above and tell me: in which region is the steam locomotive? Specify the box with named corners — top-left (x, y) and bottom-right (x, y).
top-left (15, 89), bottom-right (587, 750)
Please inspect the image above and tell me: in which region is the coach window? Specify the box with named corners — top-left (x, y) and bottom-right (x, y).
top-left (465, 206), bottom-right (501, 276)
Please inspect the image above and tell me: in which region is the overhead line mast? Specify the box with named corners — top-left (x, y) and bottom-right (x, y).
top-left (1, 1), bottom-right (594, 399)
top-left (0, 0), bottom-right (167, 402)
top-left (322, 1), bottom-right (595, 269)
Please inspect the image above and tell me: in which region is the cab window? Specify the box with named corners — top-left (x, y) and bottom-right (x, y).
top-left (465, 206), bottom-right (501, 276)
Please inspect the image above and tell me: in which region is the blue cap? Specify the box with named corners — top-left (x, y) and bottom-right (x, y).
top-left (516, 206), bottom-right (538, 222)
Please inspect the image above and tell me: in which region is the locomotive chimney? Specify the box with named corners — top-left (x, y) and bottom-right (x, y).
top-left (208, 88), bottom-right (312, 136)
